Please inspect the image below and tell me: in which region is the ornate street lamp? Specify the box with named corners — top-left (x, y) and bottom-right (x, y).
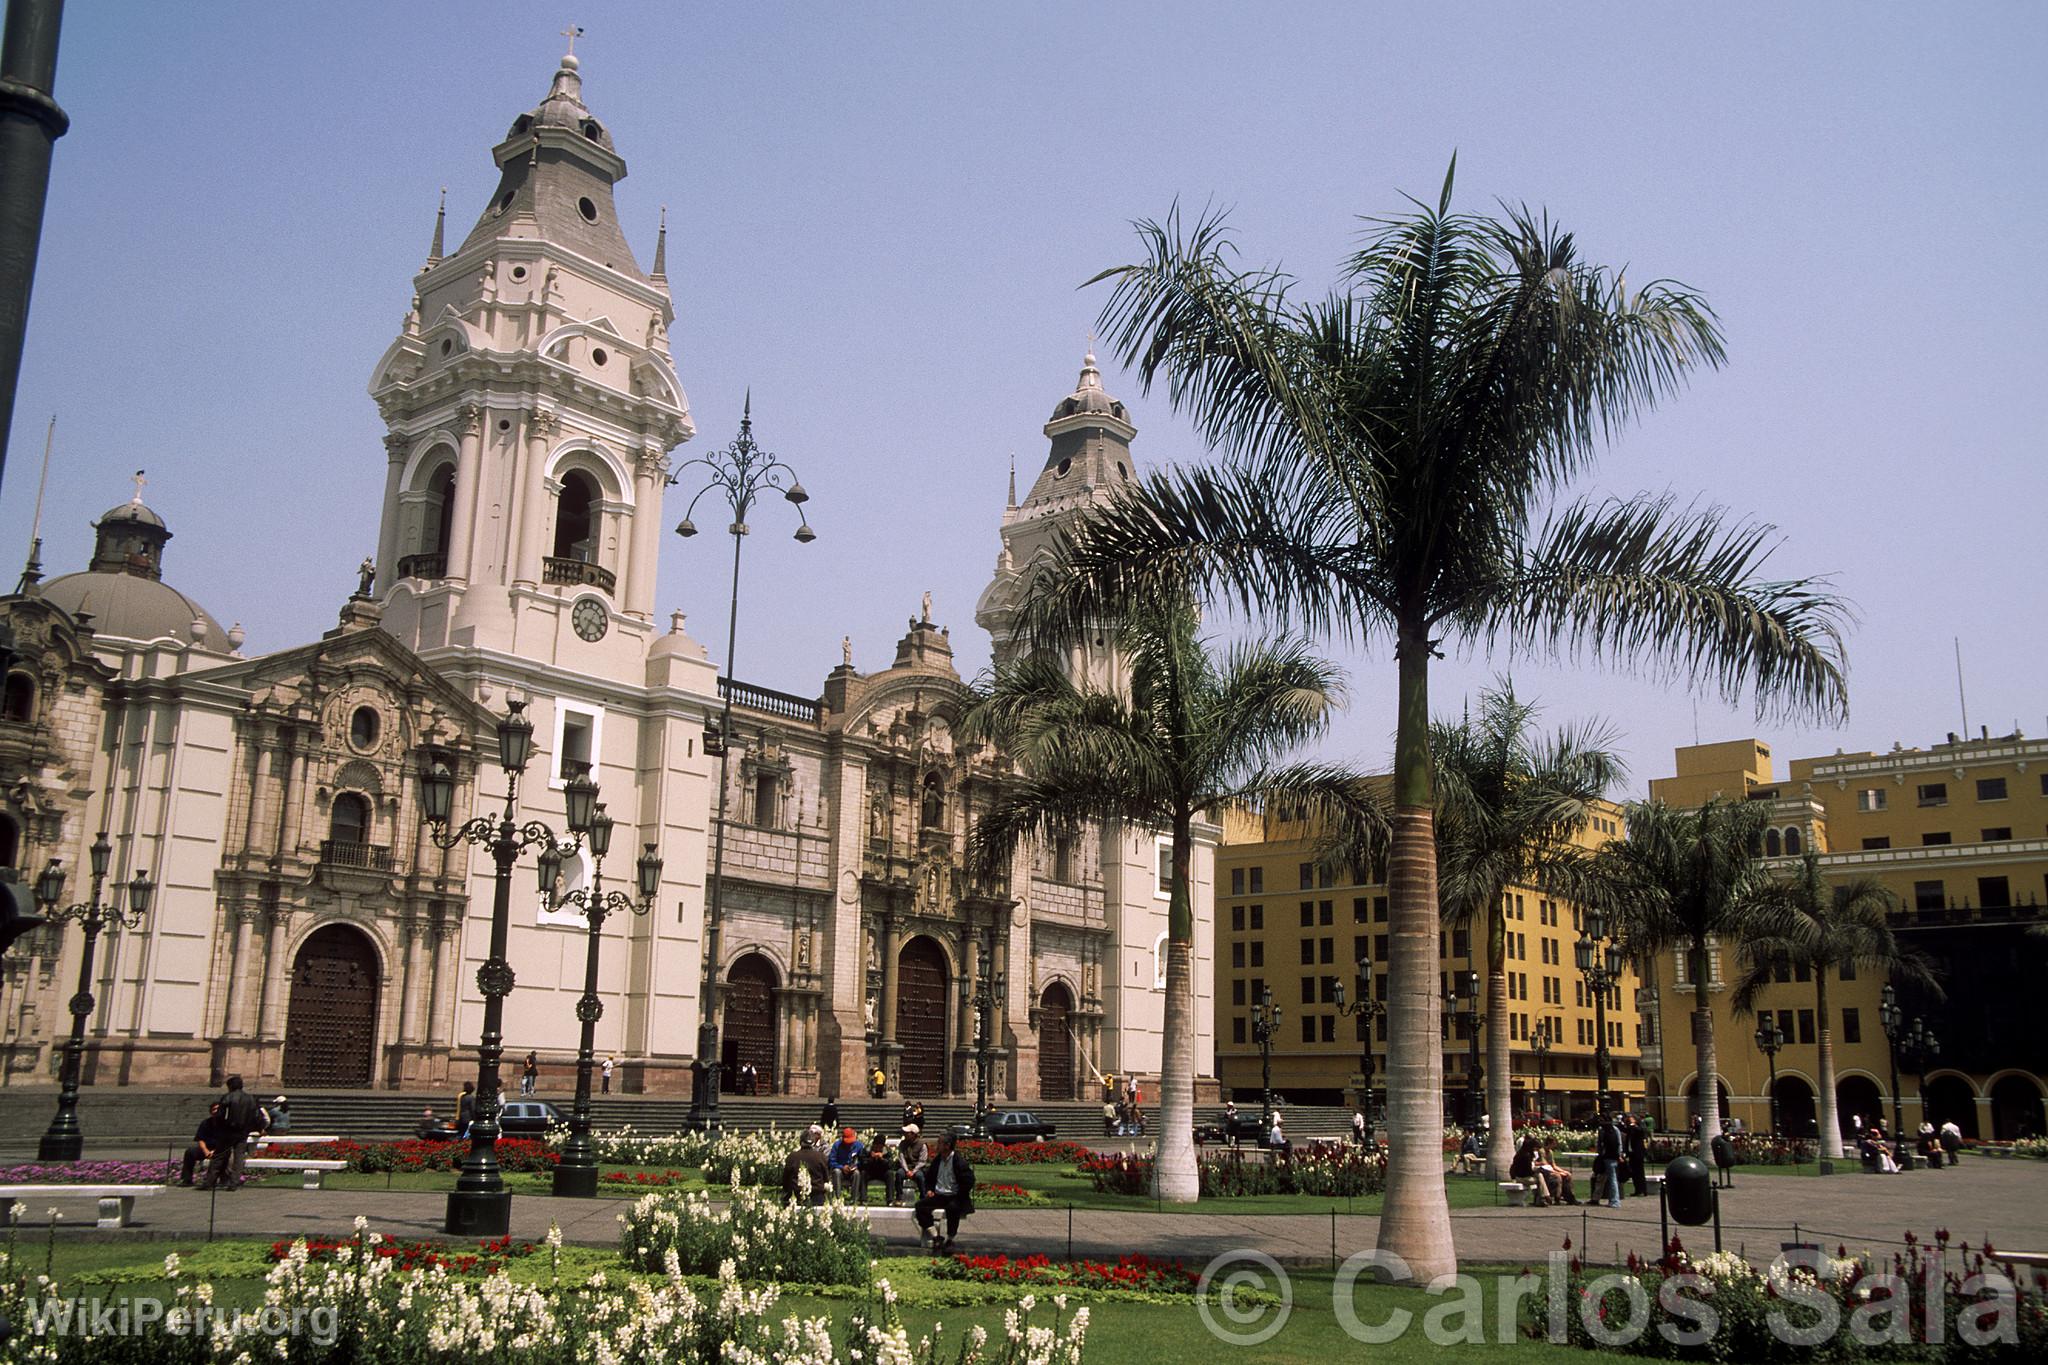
top-left (1333, 954), bottom-right (1386, 1143)
top-left (1880, 985), bottom-right (1939, 1146)
top-left (418, 700), bottom-right (595, 1235)
top-left (1575, 907), bottom-right (1627, 1118)
top-left (542, 799), bottom-right (663, 1197)
top-left (1754, 1014), bottom-right (1785, 1136)
top-left (1457, 968), bottom-right (1485, 1130)
top-left (672, 395), bottom-right (815, 1133)
top-left (1530, 1018), bottom-right (1553, 1121)
top-left (35, 833), bottom-right (153, 1160)
top-left (970, 937), bottom-right (1005, 1138)
top-left (1251, 984), bottom-right (1282, 1132)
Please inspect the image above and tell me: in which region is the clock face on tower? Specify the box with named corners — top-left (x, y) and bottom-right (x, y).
top-left (571, 597), bottom-right (609, 642)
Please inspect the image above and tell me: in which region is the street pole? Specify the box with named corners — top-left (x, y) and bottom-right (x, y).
top-left (34, 835), bottom-right (152, 1160)
top-left (1333, 957), bottom-right (1385, 1143)
top-left (1252, 985), bottom-right (1280, 1133)
top-left (0, 0), bottom-right (71, 491)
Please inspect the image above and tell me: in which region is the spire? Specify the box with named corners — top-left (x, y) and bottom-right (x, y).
top-left (651, 205), bottom-right (667, 278)
top-left (1076, 347), bottom-right (1102, 393)
top-left (1007, 451), bottom-right (1016, 508)
top-left (427, 187), bottom-right (446, 265)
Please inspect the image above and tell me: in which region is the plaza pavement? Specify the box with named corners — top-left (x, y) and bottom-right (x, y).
top-left (11, 1158), bottom-right (2045, 1271)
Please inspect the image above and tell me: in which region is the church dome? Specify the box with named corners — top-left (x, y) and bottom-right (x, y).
top-left (1049, 351), bottom-right (1127, 421)
top-left (508, 52), bottom-right (616, 151)
top-left (36, 493), bottom-right (235, 653)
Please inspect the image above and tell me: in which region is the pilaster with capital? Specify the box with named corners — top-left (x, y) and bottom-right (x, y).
top-left (376, 432), bottom-right (410, 591)
top-left (510, 407), bottom-right (558, 587)
top-left (255, 906), bottom-right (292, 1046)
top-left (444, 404), bottom-right (484, 584)
top-left (623, 443), bottom-right (668, 619)
top-left (223, 904), bottom-right (262, 1039)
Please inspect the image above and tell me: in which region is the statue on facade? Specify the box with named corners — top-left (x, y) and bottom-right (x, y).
top-left (355, 558), bottom-right (376, 599)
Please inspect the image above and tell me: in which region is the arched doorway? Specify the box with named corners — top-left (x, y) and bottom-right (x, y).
top-left (282, 924), bottom-right (379, 1087)
top-left (1989, 1075), bottom-right (2046, 1140)
top-left (1037, 983), bottom-right (1074, 1101)
top-left (1836, 1075), bottom-right (1884, 1135)
top-left (895, 936), bottom-right (948, 1097)
top-left (720, 953), bottom-right (779, 1093)
top-left (1772, 1075), bottom-right (1817, 1138)
top-left (1921, 1073), bottom-right (1979, 1139)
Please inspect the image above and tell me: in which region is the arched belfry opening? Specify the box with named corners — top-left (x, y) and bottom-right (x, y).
top-left (553, 470), bottom-right (598, 563)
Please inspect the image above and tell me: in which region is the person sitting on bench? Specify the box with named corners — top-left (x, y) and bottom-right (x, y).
top-left (912, 1130), bottom-right (977, 1252)
top-left (181, 1103), bottom-right (228, 1187)
top-left (1454, 1128), bottom-right (1484, 1175)
top-left (1510, 1134), bottom-right (1556, 1206)
top-left (1535, 1143), bottom-right (1578, 1204)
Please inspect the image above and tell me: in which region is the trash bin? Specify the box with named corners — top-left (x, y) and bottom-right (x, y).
top-left (1665, 1154), bottom-right (1714, 1226)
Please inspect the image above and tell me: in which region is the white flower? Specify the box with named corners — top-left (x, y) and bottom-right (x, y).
top-left (164, 1252), bottom-right (182, 1278)
top-left (354, 1214), bottom-right (369, 1232)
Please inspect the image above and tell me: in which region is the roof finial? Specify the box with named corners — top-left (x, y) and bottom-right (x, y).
top-left (19, 415), bottom-right (55, 590)
top-left (130, 468), bottom-right (147, 504)
top-left (651, 205), bottom-right (667, 278)
top-left (741, 387), bottom-right (752, 432)
top-left (427, 187), bottom-right (446, 265)
top-left (1007, 450), bottom-right (1016, 508)
top-left (561, 24), bottom-right (584, 57)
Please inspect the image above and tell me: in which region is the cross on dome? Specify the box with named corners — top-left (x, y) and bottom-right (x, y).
top-left (561, 24), bottom-right (583, 56)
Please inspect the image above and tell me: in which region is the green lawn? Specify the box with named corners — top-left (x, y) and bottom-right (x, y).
top-left (21, 1239), bottom-right (1581, 1363)
top-left (986, 1162), bottom-right (1506, 1215)
top-left (295, 1164), bottom-right (711, 1196)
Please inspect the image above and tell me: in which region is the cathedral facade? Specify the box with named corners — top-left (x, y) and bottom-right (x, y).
top-left (0, 51), bottom-right (1212, 1103)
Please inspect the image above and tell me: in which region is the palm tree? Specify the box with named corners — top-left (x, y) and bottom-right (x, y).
top-left (961, 598), bottom-right (1380, 1203)
top-left (1732, 852), bottom-right (1939, 1159)
top-left (1432, 682), bottom-right (1622, 1179)
top-left (1018, 165), bottom-right (1850, 1276)
top-left (1581, 798), bottom-right (1775, 1158)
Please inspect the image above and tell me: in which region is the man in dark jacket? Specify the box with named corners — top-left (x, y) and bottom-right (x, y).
top-left (912, 1130), bottom-right (977, 1251)
top-left (1594, 1113), bottom-right (1624, 1207)
top-left (820, 1096), bottom-right (839, 1129)
top-left (1622, 1113), bottom-right (1649, 1195)
top-left (203, 1074), bottom-right (264, 1189)
top-left (781, 1124), bottom-right (830, 1206)
top-left (181, 1104), bottom-right (229, 1186)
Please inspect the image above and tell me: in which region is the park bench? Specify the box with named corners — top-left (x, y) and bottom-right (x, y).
top-left (243, 1158), bottom-right (349, 1190)
top-left (0, 1183), bottom-right (165, 1229)
top-left (1990, 1251), bottom-right (2048, 1270)
top-left (255, 1134), bottom-right (341, 1148)
top-left (1496, 1181), bottom-right (1528, 1206)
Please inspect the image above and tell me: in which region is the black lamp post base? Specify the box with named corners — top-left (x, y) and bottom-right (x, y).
top-left (445, 1189), bottom-right (511, 1238)
top-left (552, 1163), bottom-right (598, 1199)
top-left (38, 1130), bottom-right (82, 1162)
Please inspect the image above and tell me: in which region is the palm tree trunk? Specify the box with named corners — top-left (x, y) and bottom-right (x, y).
top-left (1485, 906), bottom-right (1514, 1181)
top-left (1376, 632), bottom-right (1456, 1281)
top-left (1814, 970), bottom-right (1841, 1160)
top-left (1151, 823), bottom-right (1199, 1203)
top-left (1693, 946), bottom-right (1721, 1157)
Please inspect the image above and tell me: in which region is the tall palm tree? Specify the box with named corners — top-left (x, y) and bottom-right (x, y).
top-left (1732, 852), bottom-right (1939, 1159)
top-left (961, 598), bottom-right (1380, 1203)
top-left (1019, 165), bottom-right (1850, 1276)
top-left (1581, 798), bottom-right (1775, 1158)
top-left (1432, 682), bottom-right (1622, 1180)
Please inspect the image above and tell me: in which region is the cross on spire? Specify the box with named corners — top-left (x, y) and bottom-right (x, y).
top-left (561, 24), bottom-right (583, 54)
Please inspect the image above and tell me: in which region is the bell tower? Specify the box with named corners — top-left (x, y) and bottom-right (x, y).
top-left (368, 47), bottom-right (693, 678)
top-left (975, 350), bottom-right (1139, 687)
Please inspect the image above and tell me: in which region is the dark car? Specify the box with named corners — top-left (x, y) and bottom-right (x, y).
top-left (495, 1100), bottom-right (564, 1136)
top-left (1195, 1111), bottom-right (1267, 1144)
top-left (984, 1110), bottom-right (1058, 1144)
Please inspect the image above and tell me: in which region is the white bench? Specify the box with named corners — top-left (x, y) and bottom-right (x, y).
top-left (0, 1184), bottom-right (166, 1229)
top-left (256, 1134), bottom-right (340, 1145)
top-left (1497, 1181), bottom-right (1528, 1207)
top-left (243, 1158), bottom-right (349, 1190)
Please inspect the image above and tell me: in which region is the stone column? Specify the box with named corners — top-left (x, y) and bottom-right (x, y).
top-left (510, 409), bottom-right (557, 588)
top-left (223, 906), bottom-right (258, 1038)
top-left (444, 404), bottom-right (483, 584)
top-left (399, 912), bottom-right (428, 1047)
top-left (256, 908), bottom-right (291, 1047)
top-left (623, 446), bottom-right (666, 621)
top-left (878, 912), bottom-right (900, 1047)
top-left (375, 432), bottom-right (409, 589)
top-left (426, 905), bottom-right (457, 1051)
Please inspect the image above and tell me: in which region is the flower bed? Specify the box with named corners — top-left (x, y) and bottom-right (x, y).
top-left (0, 1159), bottom-right (174, 1185)
top-left (578, 1123), bottom-right (715, 1168)
top-left (1080, 1145), bottom-right (1388, 1198)
top-left (254, 1137), bottom-right (558, 1174)
top-left (619, 1182), bottom-right (874, 1285)
top-left (1513, 1127), bottom-right (1819, 1166)
top-left (958, 1139), bottom-right (1097, 1166)
top-left (269, 1233), bottom-right (538, 1276)
top-left (699, 1125), bottom-right (808, 1186)
top-left (598, 1167), bottom-right (693, 1188)
top-left (935, 1251), bottom-right (1199, 1294)
top-left (976, 1182), bottom-right (1052, 1208)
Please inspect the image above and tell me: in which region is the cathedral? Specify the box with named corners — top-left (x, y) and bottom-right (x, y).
top-left (0, 50), bottom-right (1215, 1103)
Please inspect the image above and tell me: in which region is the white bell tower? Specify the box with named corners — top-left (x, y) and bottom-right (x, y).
top-left (368, 48), bottom-right (693, 682)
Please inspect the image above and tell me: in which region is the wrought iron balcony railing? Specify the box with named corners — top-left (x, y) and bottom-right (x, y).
top-left (543, 557), bottom-right (616, 593)
top-left (320, 839), bottom-right (393, 872)
top-left (397, 552), bottom-right (447, 580)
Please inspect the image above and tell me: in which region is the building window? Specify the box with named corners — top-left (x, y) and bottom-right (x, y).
top-left (1785, 827), bottom-right (1803, 855)
top-left (1765, 828), bottom-right (1782, 857)
top-left (1979, 876), bottom-right (2011, 909)
top-left (1856, 788), bottom-right (1887, 812)
top-left (1300, 977), bottom-right (1315, 1004)
top-left (1982, 827), bottom-right (2012, 842)
top-left (1862, 837), bottom-right (1891, 850)
top-left (1922, 832), bottom-right (1951, 846)
top-left (1352, 896), bottom-right (1367, 922)
top-left (0, 671), bottom-right (35, 723)
top-left (1231, 942), bottom-right (1245, 969)
top-left (1797, 1009), bottom-right (1815, 1044)
top-left (1840, 959), bottom-right (1856, 981)
top-left (1452, 929), bottom-right (1470, 958)
top-left (1299, 862), bottom-right (1314, 889)
top-left (1231, 867), bottom-right (1245, 896)
top-left (1777, 1007), bottom-right (1794, 1042)
top-left (1976, 777), bottom-right (2008, 802)
top-left (1250, 943), bottom-right (1263, 967)
top-left (329, 791), bottom-right (371, 845)
top-left (1321, 1014), bottom-right (1336, 1043)
top-left (1913, 880), bottom-right (1944, 911)
top-left (349, 706), bottom-right (380, 750)
top-left (1301, 1015), bottom-right (1316, 1044)
top-left (753, 772), bottom-right (780, 826)
top-left (1373, 896), bottom-right (1388, 922)
top-left (1374, 933), bottom-right (1388, 961)
top-left (552, 469), bottom-right (600, 562)
top-left (1842, 1008), bottom-right (1861, 1043)
top-left (1153, 840), bottom-right (1173, 897)
top-left (1299, 901), bottom-right (1314, 928)
top-left (1231, 906), bottom-right (1245, 932)
top-left (1053, 834), bottom-right (1073, 881)
top-left (1250, 905), bottom-right (1264, 930)
top-left (1233, 1017), bottom-right (1246, 1044)
top-left (1320, 937), bottom-right (1334, 965)
top-left (1916, 782), bottom-right (1948, 807)
top-left (1299, 939), bottom-right (1315, 967)
top-left (551, 700), bottom-right (602, 786)
top-left (1353, 933), bottom-right (1368, 962)
top-left (1232, 979), bottom-right (1245, 1006)
top-left (1248, 867), bottom-right (1264, 893)
top-left (1319, 900), bottom-right (1333, 926)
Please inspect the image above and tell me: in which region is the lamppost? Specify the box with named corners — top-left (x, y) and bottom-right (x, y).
top-left (1530, 1019), bottom-right (1552, 1121)
top-left (1332, 955), bottom-right (1386, 1142)
top-left (1879, 985), bottom-right (1939, 1145)
top-left (1575, 907), bottom-right (1627, 1118)
top-left (1754, 1014), bottom-right (1785, 1137)
top-left (1251, 984), bottom-right (1282, 1131)
top-left (970, 938), bottom-right (1005, 1137)
top-left (34, 834), bottom-right (152, 1160)
top-left (418, 699), bottom-right (596, 1235)
top-left (1456, 968), bottom-right (1485, 1130)
top-left (672, 396), bottom-right (815, 1134)
top-left (542, 800), bottom-right (662, 1197)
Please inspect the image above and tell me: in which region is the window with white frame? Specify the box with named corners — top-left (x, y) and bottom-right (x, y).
top-left (1154, 838), bottom-right (1175, 900)
top-left (1151, 929), bottom-right (1168, 989)
top-left (550, 699), bottom-right (604, 787)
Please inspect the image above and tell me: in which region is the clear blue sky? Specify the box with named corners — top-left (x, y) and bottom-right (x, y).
top-left (5, 2), bottom-right (2044, 793)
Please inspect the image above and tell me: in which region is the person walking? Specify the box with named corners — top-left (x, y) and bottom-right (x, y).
top-left (601, 1054), bottom-right (615, 1095)
top-left (202, 1074), bottom-right (263, 1190)
top-left (1622, 1113), bottom-right (1649, 1196)
top-left (912, 1130), bottom-right (977, 1251)
top-left (1267, 1113), bottom-right (1290, 1158)
top-left (820, 1095), bottom-right (839, 1129)
top-left (181, 1104), bottom-right (228, 1186)
top-left (456, 1081), bottom-right (476, 1138)
top-left (1595, 1112), bottom-right (1624, 1207)
top-left (781, 1124), bottom-right (830, 1206)
top-left (1351, 1108), bottom-right (1367, 1145)
top-left (521, 1051), bottom-right (539, 1096)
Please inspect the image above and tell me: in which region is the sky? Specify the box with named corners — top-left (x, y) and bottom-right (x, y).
top-left (3, 1), bottom-right (2044, 796)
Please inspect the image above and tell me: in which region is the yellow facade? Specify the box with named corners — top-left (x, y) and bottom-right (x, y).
top-left (1642, 732), bottom-right (2048, 1141)
top-left (1212, 802), bottom-right (1646, 1123)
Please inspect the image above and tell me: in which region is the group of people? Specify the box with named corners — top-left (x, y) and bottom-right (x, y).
top-left (1503, 1113), bottom-right (1650, 1209)
top-left (779, 1120), bottom-right (976, 1250)
top-left (1852, 1114), bottom-right (1964, 1172)
top-left (179, 1076), bottom-right (292, 1189)
top-left (1101, 1075), bottom-right (1145, 1135)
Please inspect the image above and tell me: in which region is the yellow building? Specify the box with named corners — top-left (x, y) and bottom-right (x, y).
top-left (1213, 802), bottom-right (1645, 1124)
top-left (1641, 732), bottom-right (2048, 1141)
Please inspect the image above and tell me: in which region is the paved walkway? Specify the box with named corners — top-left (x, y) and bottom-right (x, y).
top-left (11, 1160), bottom-right (2043, 1270)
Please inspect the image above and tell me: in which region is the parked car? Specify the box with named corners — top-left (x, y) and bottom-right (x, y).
top-left (983, 1110), bottom-right (1058, 1144)
top-left (495, 1100), bottom-right (564, 1136)
top-left (1195, 1111), bottom-right (1268, 1144)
